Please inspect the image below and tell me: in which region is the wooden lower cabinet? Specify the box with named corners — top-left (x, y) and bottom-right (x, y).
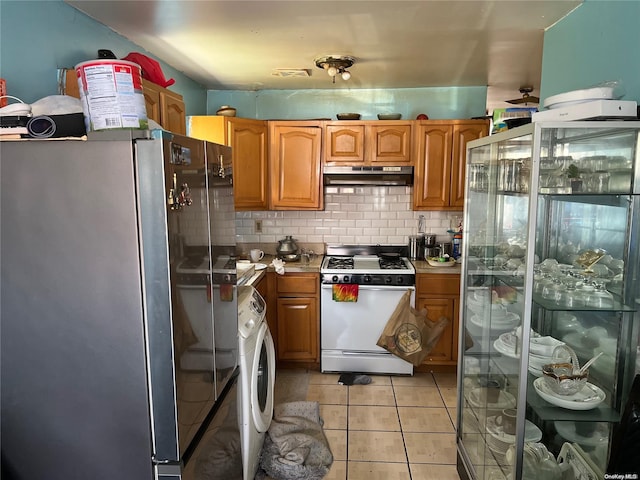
top-left (274, 273), bottom-right (319, 368)
top-left (415, 273), bottom-right (460, 372)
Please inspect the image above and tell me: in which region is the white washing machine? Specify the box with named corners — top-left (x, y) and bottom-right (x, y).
top-left (237, 285), bottom-right (275, 480)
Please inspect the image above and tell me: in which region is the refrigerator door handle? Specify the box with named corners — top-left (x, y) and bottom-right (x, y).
top-left (218, 154), bottom-right (226, 177)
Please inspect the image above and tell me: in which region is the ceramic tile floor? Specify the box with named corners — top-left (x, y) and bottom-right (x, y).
top-left (272, 370), bottom-right (461, 480)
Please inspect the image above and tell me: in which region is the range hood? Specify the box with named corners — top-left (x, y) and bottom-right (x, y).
top-left (323, 166), bottom-right (414, 186)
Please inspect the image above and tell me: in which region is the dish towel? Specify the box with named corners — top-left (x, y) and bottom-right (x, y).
top-left (271, 258), bottom-right (285, 275)
top-left (332, 284), bottom-right (358, 302)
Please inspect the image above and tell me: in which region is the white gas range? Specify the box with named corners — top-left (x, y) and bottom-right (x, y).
top-left (320, 245), bottom-right (415, 375)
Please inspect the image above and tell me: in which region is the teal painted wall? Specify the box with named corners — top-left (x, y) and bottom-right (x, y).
top-left (7, 0), bottom-right (635, 121)
top-left (0, 0), bottom-right (207, 113)
top-left (207, 86), bottom-right (488, 120)
top-left (541, 0), bottom-right (640, 105)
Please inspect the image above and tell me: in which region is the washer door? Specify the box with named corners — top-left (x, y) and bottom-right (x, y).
top-left (250, 323), bottom-right (276, 433)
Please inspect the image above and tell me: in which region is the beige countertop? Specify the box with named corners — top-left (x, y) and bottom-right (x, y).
top-left (245, 254), bottom-right (324, 274)
top-left (243, 255), bottom-right (462, 278)
top-left (412, 259), bottom-right (462, 274)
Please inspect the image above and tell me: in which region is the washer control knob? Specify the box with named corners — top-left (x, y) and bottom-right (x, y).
top-left (244, 318), bottom-right (255, 330)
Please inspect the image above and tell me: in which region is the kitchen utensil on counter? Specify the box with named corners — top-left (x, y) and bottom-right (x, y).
top-left (276, 235), bottom-right (299, 258)
top-left (250, 249), bottom-right (264, 262)
top-left (424, 234), bottom-right (437, 246)
top-left (408, 235), bottom-right (422, 260)
top-left (439, 242), bottom-right (453, 257)
top-left (300, 249), bottom-right (317, 264)
top-left (424, 246), bottom-right (440, 259)
top-left (427, 257), bottom-right (457, 267)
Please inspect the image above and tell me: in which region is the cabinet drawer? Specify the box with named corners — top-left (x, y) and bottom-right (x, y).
top-left (277, 274), bottom-right (319, 295)
top-left (416, 274), bottom-right (460, 295)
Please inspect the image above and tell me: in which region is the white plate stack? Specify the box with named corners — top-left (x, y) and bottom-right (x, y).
top-left (486, 416), bottom-right (543, 464)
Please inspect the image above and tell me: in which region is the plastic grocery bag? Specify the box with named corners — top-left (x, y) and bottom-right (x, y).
top-left (376, 290), bottom-right (449, 366)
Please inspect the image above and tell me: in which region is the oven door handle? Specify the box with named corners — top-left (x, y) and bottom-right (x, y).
top-left (321, 285), bottom-right (415, 291)
top-left (342, 350), bottom-right (394, 356)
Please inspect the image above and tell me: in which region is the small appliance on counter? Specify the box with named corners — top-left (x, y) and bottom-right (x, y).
top-left (408, 235), bottom-right (423, 260)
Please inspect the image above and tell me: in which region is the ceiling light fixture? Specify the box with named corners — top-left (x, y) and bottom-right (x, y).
top-left (506, 86), bottom-right (540, 105)
top-left (314, 55), bottom-right (355, 84)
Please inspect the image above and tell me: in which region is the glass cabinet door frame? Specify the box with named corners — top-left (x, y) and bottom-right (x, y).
top-left (457, 121), bottom-right (640, 480)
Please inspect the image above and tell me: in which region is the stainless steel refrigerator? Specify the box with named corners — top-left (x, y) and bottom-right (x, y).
top-left (1, 130), bottom-right (239, 479)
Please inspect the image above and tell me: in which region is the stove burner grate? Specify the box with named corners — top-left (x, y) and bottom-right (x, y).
top-left (326, 256), bottom-right (354, 270)
top-left (379, 258), bottom-right (408, 270)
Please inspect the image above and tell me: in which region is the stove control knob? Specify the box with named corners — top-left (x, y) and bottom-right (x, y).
top-left (343, 275), bottom-right (350, 283)
top-left (332, 275), bottom-right (339, 283)
top-left (364, 275), bottom-right (371, 283)
top-left (385, 276), bottom-right (392, 284)
top-left (396, 276), bottom-right (404, 284)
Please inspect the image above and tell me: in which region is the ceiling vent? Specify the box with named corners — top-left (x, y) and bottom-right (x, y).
top-left (271, 68), bottom-right (311, 78)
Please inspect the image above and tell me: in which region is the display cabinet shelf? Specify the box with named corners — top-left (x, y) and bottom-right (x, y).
top-left (532, 296), bottom-right (635, 313)
top-left (526, 375), bottom-right (621, 424)
top-left (543, 194), bottom-right (633, 208)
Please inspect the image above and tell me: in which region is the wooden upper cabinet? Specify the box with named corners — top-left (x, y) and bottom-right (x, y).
top-left (141, 82), bottom-right (161, 127)
top-left (325, 124), bottom-right (365, 164)
top-left (269, 122), bottom-right (323, 210)
top-left (324, 121), bottom-right (413, 166)
top-left (413, 124), bottom-right (453, 209)
top-left (143, 80), bottom-right (186, 135)
top-left (188, 116), bottom-right (268, 210)
top-left (413, 120), bottom-right (488, 210)
top-left (450, 123), bottom-right (489, 208)
top-left (158, 88), bottom-right (186, 135)
top-left (368, 123), bottom-right (413, 164)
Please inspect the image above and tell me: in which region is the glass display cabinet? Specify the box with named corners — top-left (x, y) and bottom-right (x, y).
top-left (457, 121), bottom-right (640, 480)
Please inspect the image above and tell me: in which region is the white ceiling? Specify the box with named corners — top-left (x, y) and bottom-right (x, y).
top-left (66, 0), bottom-right (582, 112)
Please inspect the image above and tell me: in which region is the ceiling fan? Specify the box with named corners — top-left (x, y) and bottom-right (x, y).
top-left (506, 86), bottom-right (540, 105)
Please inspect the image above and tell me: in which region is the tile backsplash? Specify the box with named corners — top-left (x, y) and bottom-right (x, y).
top-left (235, 186), bottom-right (462, 250)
